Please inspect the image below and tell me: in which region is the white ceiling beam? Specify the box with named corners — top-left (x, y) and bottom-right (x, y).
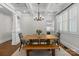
top-left (25, 3), bottom-right (34, 17)
top-left (5, 3), bottom-right (15, 10)
top-left (44, 3), bottom-right (52, 17)
top-left (28, 3), bottom-right (35, 16)
top-left (0, 3), bottom-right (22, 16)
top-left (0, 3), bottom-right (16, 14)
top-left (46, 4), bottom-right (51, 12)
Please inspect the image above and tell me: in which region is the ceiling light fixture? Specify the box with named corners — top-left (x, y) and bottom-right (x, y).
top-left (34, 3), bottom-right (44, 21)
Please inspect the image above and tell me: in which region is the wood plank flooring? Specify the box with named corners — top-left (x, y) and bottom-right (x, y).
top-left (0, 40), bottom-right (20, 56)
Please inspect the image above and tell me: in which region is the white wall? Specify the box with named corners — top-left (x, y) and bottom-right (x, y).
top-left (20, 14), bottom-right (46, 34)
top-left (0, 8), bottom-right (12, 44)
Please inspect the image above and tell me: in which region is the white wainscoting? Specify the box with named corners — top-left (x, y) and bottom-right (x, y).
top-left (60, 32), bottom-right (79, 54)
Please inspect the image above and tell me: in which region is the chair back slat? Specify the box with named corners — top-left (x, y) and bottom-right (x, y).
top-left (19, 33), bottom-right (23, 41)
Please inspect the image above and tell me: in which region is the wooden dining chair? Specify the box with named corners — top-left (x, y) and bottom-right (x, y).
top-left (19, 33), bottom-right (29, 51)
top-left (46, 31), bottom-right (51, 44)
top-left (47, 31), bottom-right (51, 34)
top-left (55, 32), bottom-right (60, 45)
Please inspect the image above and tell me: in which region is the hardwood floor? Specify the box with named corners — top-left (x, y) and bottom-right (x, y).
top-left (0, 40), bottom-right (79, 56)
top-left (0, 40), bottom-right (20, 56)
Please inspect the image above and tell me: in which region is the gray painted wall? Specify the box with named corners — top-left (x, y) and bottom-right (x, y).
top-left (20, 14), bottom-right (46, 35)
top-left (0, 8), bottom-right (12, 44)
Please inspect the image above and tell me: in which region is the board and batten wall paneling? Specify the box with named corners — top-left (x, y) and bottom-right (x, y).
top-left (0, 8), bottom-right (12, 44)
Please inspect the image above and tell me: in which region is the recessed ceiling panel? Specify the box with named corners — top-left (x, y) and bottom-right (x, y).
top-left (10, 3), bottom-right (71, 16)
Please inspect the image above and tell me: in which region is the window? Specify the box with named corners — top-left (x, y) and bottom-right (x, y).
top-left (56, 14), bottom-right (63, 32)
top-left (59, 14), bottom-right (63, 32)
top-left (46, 26), bottom-right (51, 31)
top-left (62, 10), bottom-right (68, 32)
top-left (56, 4), bottom-right (78, 33)
top-left (69, 6), bottom-right (77, 32)
top-left (56, 15), bottom-right (60, 32)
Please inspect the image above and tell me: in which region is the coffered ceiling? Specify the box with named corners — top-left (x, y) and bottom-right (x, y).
top-left (0, 3), bottom-right (72, 29)
top-left (10, 3), bottom-right (71, 17)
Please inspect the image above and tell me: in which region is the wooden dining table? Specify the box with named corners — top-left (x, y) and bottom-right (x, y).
top-left (23, 34), bottom-right (58, 40)
top-left (22, 34), bottom-right (59, 56)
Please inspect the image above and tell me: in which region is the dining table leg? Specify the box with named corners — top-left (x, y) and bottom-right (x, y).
top-left (51, 49), bottom-right (55, 56)
top-left (26, 50), bottom-right (30, 56)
